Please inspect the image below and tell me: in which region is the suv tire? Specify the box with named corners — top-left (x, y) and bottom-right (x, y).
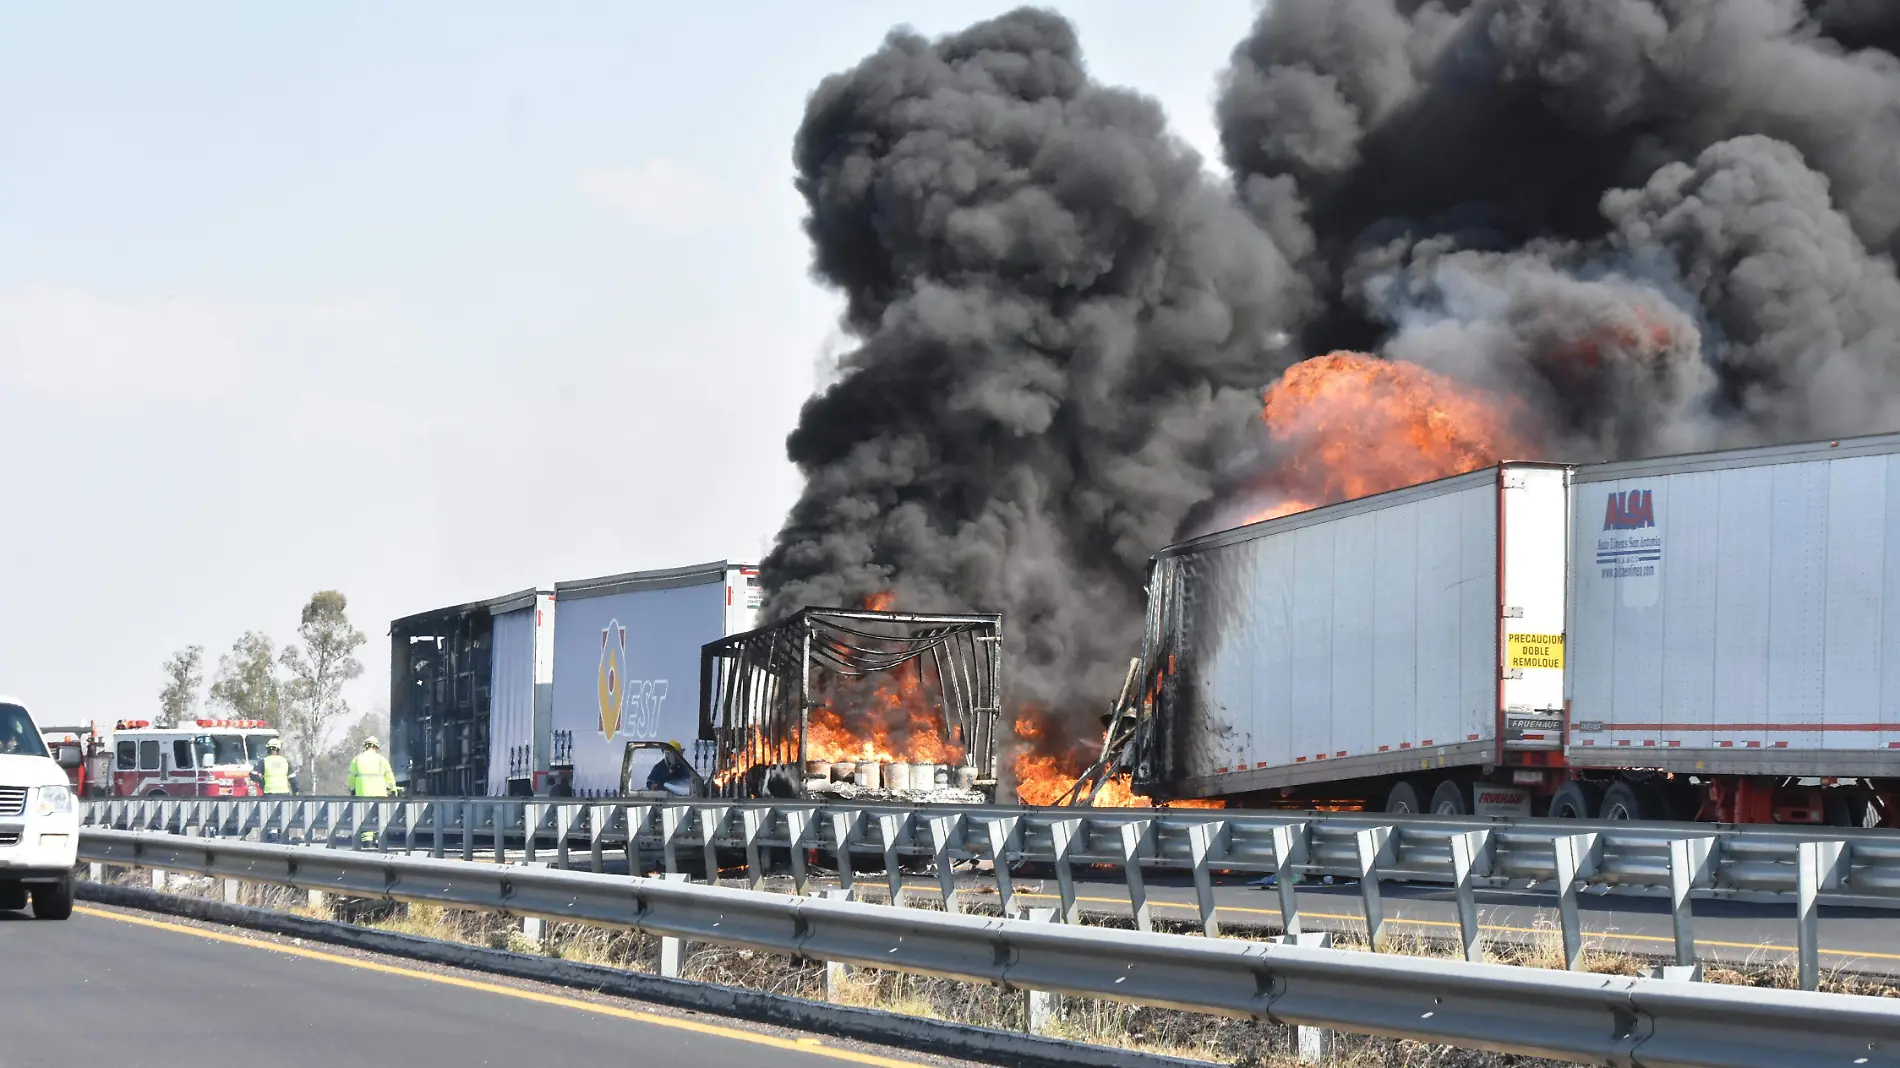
top-left (31, 872), bottom-right (74, 921)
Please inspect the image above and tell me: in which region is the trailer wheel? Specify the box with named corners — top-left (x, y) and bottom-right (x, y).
top-left (1548, 781), bottom-right (1600, 820)
top-left (1429, 780), bottom-right (1469, 816)
top-left (1383, 780), bottom-right (1425, 814)
top-left (1599, 782), bottom-right (1648, 821)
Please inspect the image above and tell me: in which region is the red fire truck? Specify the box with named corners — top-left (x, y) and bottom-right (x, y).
top-left (37, 724), bottom-right (112, 796)
top-left (109, 719), bottom-right (281, 797)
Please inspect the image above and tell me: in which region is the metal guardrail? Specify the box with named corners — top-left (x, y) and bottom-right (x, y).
top-left (82, 796), bottom-right (1900, 990)
top-left (76, 828), bottom-right (1900, 1067)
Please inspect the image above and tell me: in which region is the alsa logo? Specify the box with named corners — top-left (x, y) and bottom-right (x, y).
top-left (1603, 488), bottom-right (1656, 530)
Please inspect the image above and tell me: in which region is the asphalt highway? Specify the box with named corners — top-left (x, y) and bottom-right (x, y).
top-left (0, 904), bottom-right (964, 1068)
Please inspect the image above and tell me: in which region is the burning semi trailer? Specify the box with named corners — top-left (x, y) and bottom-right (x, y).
top-left (698, 608), bottom-right (1001, 802)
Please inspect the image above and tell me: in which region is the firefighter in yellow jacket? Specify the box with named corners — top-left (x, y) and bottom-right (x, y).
top-left (261, 738), bottom-right (293, 794)
top-left (348, 737), bottom-right (397, 845)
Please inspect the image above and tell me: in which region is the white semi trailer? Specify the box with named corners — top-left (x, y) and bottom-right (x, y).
top-left (1133, 434), bottom-right (1900, 827)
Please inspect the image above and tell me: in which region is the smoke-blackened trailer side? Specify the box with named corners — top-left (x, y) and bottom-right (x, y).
top-left (390, 587), bottom-right (554, 797)
top-left (1133, 463), bottom-right (1570, 812)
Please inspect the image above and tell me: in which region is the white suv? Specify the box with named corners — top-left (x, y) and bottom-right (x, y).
top-left (0, 697), bottom-right (78, 920)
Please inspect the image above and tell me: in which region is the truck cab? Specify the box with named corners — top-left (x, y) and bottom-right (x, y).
top-left (0, 697), bottom-right (79, 919)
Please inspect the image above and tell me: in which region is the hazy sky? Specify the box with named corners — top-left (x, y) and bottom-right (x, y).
top-left (0, 2), bottom-right (1259, 730)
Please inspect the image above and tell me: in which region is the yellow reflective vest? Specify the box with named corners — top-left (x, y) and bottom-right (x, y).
top-left (262, 753), bottom-right (292, 794)
top-left (348, 749), bottom-right (396, 797)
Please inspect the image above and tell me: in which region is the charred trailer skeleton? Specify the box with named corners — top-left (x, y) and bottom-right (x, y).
top-left (698, 608), bottom-right (1002, 801)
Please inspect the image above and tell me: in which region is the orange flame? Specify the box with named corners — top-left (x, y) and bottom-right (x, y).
top-left (1237, 351), bottom-right (1529, 524)
top-left (802, 659), bottom-right (965, 766)
top-left (1009, 710), bottom-right (1222, 809)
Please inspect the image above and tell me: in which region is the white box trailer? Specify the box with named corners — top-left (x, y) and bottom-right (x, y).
top-left (1566, 433), bottom-right (1900, 821)
top-left (1135, 463), bottom-right (1569, 812)
top-left (549, 561), bottom-right (760, 796)
top-left (486, 589), bottom-right (555, 795)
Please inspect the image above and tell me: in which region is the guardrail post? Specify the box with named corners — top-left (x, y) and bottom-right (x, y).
top-left (88, 862), bottom-right (103, 883)
top-left (662, 806), bottom-right (686, 876)
top-left (878, 813), bottom-right (905, 907)
top-left (460, 799), bottom-right (474, 863)
top-left (928, 814), bottom-right (962, 914)
top-left (984, 816), bottom-right (1019, 917)
top-left (554, 804), bottom-right (575, 871)
top-left (403, 801), bottom-right (422, 854)
top-left (659, 872), bottom-right (690, 978)
top-left (1354, 828), bottom-right (1389, 952)
top-left (700, 806), bottom-right (731, 887)
top-left (1450, 830), bottom-right (1489, 963)
top-left (152, 868), bottom-right (166, 892)
top-left (785, 809), bottom-right (812, 894)
top-left (1272, 930), bottom-right (1337, 1063)
top-left (1022, 907), bottom-right (1058, 1034)
top-left (588, 805), bottom-right (614, 874)
top-left (1187, 820), bottom-right (1224, 937)
top-left (1119, 819), bottom-right (1153, 933)
top-left (1271, 823), bottom-right (1305, 937)
top-left (830, 810), bottom-right (858, 900)
top-left (523, 803), bottom-right (543, 864)
top-left (742, 809), bottom-right (766, 891)
top-left (1552, 832), bottom-right (1596, 971)
top-left (624, 805), bottom-right (652, 875)
top-left (820, 887), bottom-right (852, 1000)
top-left (1668, 837), bottom-right (1715, 970)
top-left (1050, 818), bottom-right (1082, 924)
top-left (223, 878), bottom-right (241, 906)
top-left (1798, 839), bottom-right (1848, 992)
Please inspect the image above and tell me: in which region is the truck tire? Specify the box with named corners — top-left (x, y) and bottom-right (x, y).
top-left (0, 881), bottom-right (25, 911)
top-left (1429, 779), bottom-right (1469, 816)
top-left (31, 873), bottom-right (74, 921)
top-left (1599, 781), bottom-right (1649, 821)
top-left (1548, 781), bottom-right (1600, 820)
top-left (1384, 780), bottom-right (1426, 814)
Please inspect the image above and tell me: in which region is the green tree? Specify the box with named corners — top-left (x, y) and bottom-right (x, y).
top-left (280, 590), bottom-right (366, 793)
top-left (208, 632), bottom-right (286, 724)
top-left (157, 645), bottom-right (204, 727)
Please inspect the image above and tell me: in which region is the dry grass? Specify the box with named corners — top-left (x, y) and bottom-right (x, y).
top-left (89, 864), bottom-right (1896, 1066)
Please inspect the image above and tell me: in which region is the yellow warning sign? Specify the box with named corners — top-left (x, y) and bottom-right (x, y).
top-left (1507, 633), bottom-right (1565, 670)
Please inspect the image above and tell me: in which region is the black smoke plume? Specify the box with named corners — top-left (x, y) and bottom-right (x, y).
top-left (1220, 0), bottom-right (1900, 456)
top-left (762, 11), bottom-right (1305, 748)
top-left (764, 3), bottom-right (1900, 769)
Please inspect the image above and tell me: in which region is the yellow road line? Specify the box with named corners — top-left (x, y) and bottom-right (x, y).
top-left (1008, 892), bottom-right (1900, 962)
top-left (74, 907), bottom-right (931, 1068)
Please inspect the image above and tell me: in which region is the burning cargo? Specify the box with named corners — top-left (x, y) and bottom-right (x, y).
top-left (699, 607), bottom-right (1002, 802)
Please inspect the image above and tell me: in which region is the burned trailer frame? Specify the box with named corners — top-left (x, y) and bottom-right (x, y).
top-left (698, 608), bottom-right (1002, 800)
